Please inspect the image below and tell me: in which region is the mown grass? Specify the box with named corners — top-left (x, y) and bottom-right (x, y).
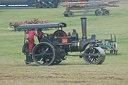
top-left (0, 1), bottom-right (128, 85)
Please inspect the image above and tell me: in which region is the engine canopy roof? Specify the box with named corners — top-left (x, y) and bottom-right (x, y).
top-left (17, 23), bottom-right (67, 31)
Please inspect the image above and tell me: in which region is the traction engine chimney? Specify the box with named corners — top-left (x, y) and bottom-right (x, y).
top-left (81, 17), bottom-right (87, 39)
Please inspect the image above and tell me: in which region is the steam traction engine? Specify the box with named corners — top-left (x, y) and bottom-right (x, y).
top-left (17, 17), bottom-right (106, 66)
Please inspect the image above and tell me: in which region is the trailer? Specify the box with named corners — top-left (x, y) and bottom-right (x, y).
top-left (64, 0), bottom-right (119, 17)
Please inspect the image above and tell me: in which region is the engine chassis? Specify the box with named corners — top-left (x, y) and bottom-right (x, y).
top-left (18, 18), bottom-right (106, 66)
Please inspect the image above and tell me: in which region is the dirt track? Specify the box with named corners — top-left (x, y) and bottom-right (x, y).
top-left (0, 62), bottom-right (127, 85)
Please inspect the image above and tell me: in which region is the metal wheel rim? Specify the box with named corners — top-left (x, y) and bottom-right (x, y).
top-left (32, 42), bottom-right (55, 66)
top-left (84, 47), bottom-right (105, 65)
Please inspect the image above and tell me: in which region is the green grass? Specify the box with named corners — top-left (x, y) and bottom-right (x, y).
top-left (0, 1), bottom-right (128, 85)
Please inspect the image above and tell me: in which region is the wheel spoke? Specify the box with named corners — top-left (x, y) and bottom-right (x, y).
top-left (45, 47), bottom-right (49, 52)
top-left (35, 53), bottom-right (42, 57)
top-left (42, 48), bottom-right (44, 52)
top-left (86, 53), bottom-right (99, 57)
top-left (45, 53), bottom-right (53, 55)
top-left (39, 58), bottom-right (43, 62)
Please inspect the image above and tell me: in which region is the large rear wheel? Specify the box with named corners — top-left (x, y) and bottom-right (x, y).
top-left (32, 42), bottom-right (55, 66)
top-left (83, 47), bottom-right (106, 65)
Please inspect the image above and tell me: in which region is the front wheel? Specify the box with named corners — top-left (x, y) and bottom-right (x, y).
top-left (83, 47), bottom-right (106, 65)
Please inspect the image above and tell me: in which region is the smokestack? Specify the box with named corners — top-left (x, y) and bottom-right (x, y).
top-left (81, 17), bottom-right (87, 39)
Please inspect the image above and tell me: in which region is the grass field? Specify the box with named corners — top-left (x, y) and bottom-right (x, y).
top-left (0, 1), bottom-right (128, 85)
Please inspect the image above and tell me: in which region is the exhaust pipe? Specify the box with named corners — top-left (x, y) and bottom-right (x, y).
top-left (81, 17), bottom-right (87, 39)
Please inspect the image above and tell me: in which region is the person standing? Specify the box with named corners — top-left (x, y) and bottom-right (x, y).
top-left (37, 29), bottom-right (48, 42)
top-left (26, 29), bottom-right (40, 55)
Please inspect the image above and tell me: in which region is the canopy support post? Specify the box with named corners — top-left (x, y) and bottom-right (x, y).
top-left (24, 30), bottom-right (27, 44)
